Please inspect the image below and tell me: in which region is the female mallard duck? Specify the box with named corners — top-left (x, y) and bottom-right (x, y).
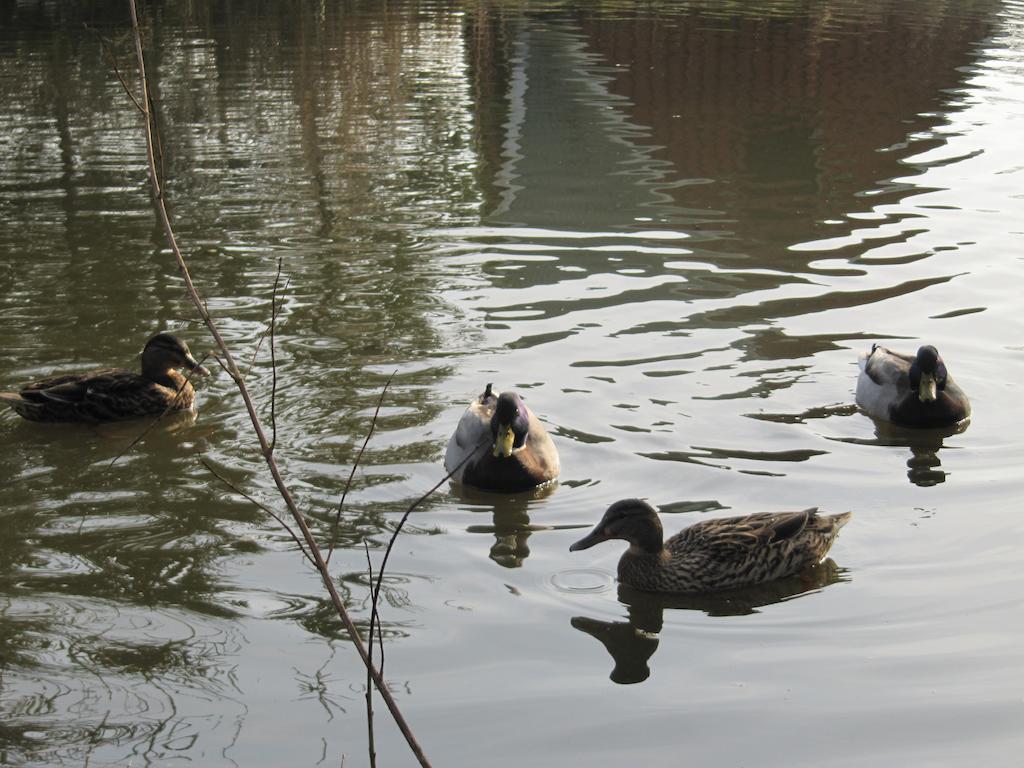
top-left (569, 499), bottom-right (851, 593)
top-left (0, 332), bottom-right (210, 423)
top-left (856, 344), bottom-right (970, 427)
top-left (444, 383), bottom-right (559, 492)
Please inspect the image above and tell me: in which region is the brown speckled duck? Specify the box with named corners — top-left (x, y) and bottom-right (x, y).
top-left (570, 499), bottom-right (851, 593)
top-left (444, 384), bottom-right (559, 492)
top-left (0, 333), bottom-right (210, 423)
top-left (856, 344), bottom-right (970, 427)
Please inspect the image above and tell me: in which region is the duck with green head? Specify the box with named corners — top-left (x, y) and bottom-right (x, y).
top-left (856, 344), bottom-right (970, 427)
top-left (0, 332), bottom-right (210, 423)
top-left (570, 499), bottom-right (851, 593)
top-left (444, 383), bottom-right (559, 492)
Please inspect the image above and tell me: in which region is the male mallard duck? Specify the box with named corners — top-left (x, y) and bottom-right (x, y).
top-left (856, 344), bottom-right (970, 427)
top-left (444, 383), bottom-right (559, 492)
top-left (0, 332), bottom-right (210, 423)
top-left (569, 499), bottom-right (851, 593)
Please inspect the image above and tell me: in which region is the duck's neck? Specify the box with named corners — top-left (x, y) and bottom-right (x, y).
top-left (150, 367), bottom-right (192, 394)
top-left (627, 542), bottom-right (668, 558)
top-left (631, 520), bottom-right (665, 555)
top-left (618, 548), bottom-right (674, 592)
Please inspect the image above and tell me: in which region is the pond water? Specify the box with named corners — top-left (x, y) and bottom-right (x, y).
top-left (2, 1), bottom-right (1024, 765)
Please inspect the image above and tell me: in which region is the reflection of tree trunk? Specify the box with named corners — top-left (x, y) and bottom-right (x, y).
top-left (464, 5), bottom-right (515, 216)
top-left (141, 10), bottom-right (169, 246)
top-left (294, 16), bottom-right (335, 238)
top-left (49, 32), bottom-right (79, 264)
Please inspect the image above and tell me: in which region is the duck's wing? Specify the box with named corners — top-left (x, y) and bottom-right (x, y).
top-left (20, 369), bottom-right (132, 404)
top-left (674, 509), bottom-right (817, 558)
top-left (860, 345), bottom-right (913, 387)
top-left (857, 346), bottom-right (915, 420)
top-left (444, 387), bottom-right (498, 475)
top-left (521, 403), bottom-right (560, 479)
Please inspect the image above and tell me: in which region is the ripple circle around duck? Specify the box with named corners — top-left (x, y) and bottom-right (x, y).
top-left (550, 568), bottom-right (615, 593)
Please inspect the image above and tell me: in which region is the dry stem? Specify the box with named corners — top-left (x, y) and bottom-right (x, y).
top-left (327, 372), bottom-right (396, 566)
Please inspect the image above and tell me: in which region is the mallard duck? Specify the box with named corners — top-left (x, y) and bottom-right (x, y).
top-left (856, 344), bottom-right (970, 427)
top-left (0, 332), bottom-right (210, 423)
top-left (444, 383), bottom-right (559, 492)
top-left (569, 499), bottom-right (851, 593)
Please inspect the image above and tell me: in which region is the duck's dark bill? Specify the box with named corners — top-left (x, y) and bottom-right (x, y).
top-left (569, 529), bottom-right (606, 552)
top-left (187, 357), bottom-right (212, 376)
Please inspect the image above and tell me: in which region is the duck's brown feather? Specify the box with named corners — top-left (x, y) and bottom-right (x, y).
top-left (2, 368), bottom-right (196, 423)
top-left (621, 509), bottom-right (851, 594)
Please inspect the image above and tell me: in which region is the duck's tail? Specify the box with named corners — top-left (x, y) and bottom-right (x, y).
top-left (829, 511), bottom-right (853, 531)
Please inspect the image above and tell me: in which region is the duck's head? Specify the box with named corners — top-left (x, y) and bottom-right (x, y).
top-left (570, 499), bottom-right (664, 555)
top-left (909, 345), bottom-right (947, 403)
top-left (142, 333), bottom-right (211, 378)
top-left (490, 391), bottom-right (530, 458)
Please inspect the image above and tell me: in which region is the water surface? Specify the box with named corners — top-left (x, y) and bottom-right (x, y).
top-left (2, 1), bottom-right (1023, 765)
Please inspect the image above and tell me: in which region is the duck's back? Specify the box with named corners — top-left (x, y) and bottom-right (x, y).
top-left (444, 391), bottom-right (496, 480)
top-left (856, 347), bottom-right (911, 421)
top-left (2, 368), bottom-right (194, 422)
top-left (621, 509), bottom-right (851, 593)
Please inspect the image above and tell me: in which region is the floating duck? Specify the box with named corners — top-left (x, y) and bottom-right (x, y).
top-left (444, 384), bottom-right (559, 492)
top-left (856, 344), bottom-right (970, 427)
top-left (570, 499), bottom-right (851, 593)
top-left (0, 332), bottom-right (210, 422)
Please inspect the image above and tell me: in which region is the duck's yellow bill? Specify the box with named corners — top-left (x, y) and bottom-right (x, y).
top-left (918, 374), bottom-right (937, 403)
top-left (493, 424), bottom-right (515, 457)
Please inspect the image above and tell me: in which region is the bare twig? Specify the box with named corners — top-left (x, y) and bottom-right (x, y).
top-left (268, 259), bottom-right (289, 451)
top-left (200, 455), bottom-right (316, 568)
top-left (244, 264), bottom-right (289, 385)
top-left (127, 3), bottom-right (431, 765)
top-left (245, 334), bottom-right (267, 379)
top-left (363, 541), bottom-right (377, 768)
top-left (367, 440), bottom-right (485, 677)
top-left (90, 25), bottom-right (145, 114)
top-left (327, 372), bottom-right (396, 566)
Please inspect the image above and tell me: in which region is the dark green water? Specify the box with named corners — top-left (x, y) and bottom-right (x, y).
top-left (2, 1), bottom-right (1023, 765)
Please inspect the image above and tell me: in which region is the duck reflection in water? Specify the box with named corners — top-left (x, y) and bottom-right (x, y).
top-left (842, 419), bottom-right (967, 487)
top-left (884, 421), bottom-right (964, 487)
top-left (458, 483), bottom-right (558, 568)
top-left (572, 560), bottom-right (847, 684)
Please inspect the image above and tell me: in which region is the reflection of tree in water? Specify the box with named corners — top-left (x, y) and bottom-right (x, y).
top-left (0, 596), bottom-right (246, 766)
top-left (572, 560), bottom-right (847, 684)
top-left (463, 1), bottom-right (1001, 368)
top-left (1, 3), bottom-right (480, 761)
top-left (458, 483), bottom-right (558, 568)
top-left (0, 423), bottom-right (248, 763)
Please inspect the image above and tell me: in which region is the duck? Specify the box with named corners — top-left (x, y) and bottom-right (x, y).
top-left (444, 383), bottom-right (559, 492)
top-left (569, 499), bottom-right (851, 594)
top-left (856, 344), bottom-right (970, 427)
top-left (0, 332), bottom-right (210, 423)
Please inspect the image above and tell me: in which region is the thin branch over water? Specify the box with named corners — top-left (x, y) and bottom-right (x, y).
top-left (327, 372), bottom-right (396, 566)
